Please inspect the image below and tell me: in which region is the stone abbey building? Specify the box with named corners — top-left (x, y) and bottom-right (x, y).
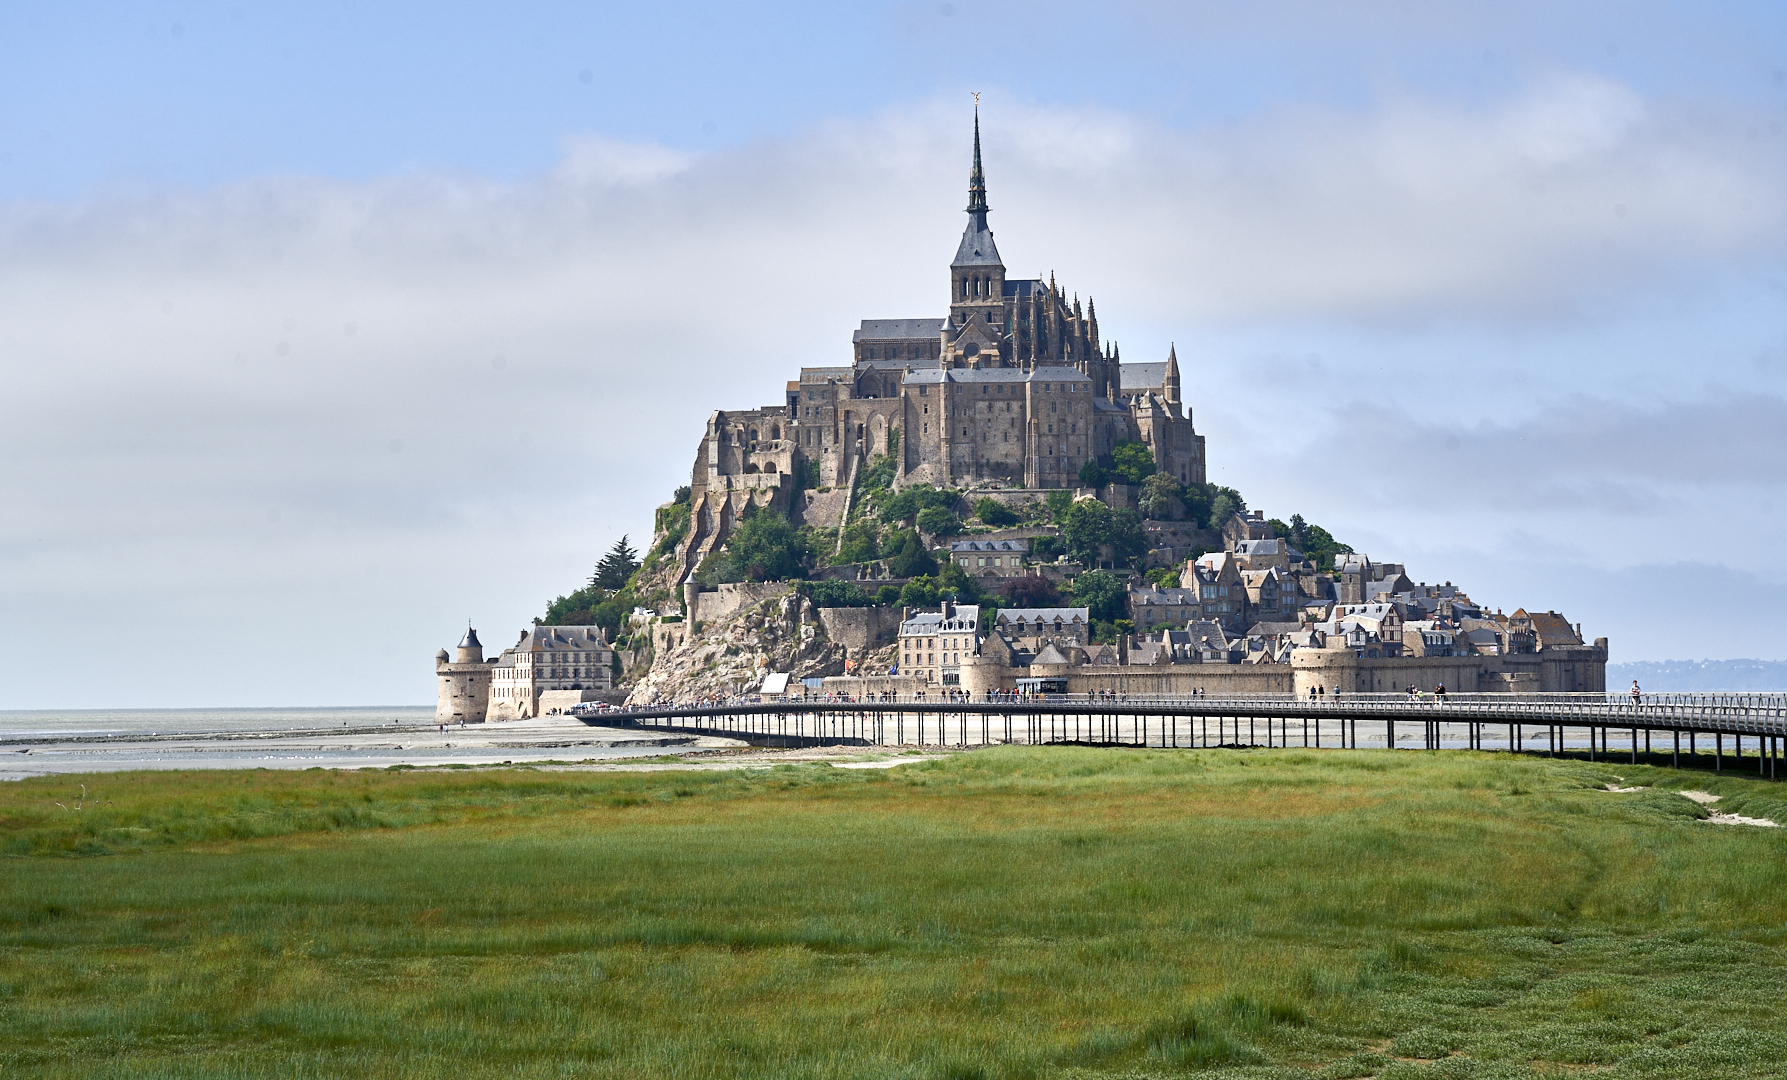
top-left (677, 114), bottom-right (1204, 584)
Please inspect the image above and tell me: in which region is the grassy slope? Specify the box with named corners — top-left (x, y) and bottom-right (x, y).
top-left (2, 750), bottom-right (1786, 1079)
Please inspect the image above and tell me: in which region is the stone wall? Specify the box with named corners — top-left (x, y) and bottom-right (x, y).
top-left (795, 487), bottom-right (850, 528)
top-left (435, 661), bottom-right (494, 722)
top-left (1290, 645), bottom-right (1609, 696)
top-left (816, 606), bottom-right (905, 654)
top-left (537, 689), bottom-right (626, 714)
top-left (688, 582), bottom-right (795, 626)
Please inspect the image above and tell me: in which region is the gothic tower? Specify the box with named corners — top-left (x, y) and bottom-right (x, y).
top-left (947, 108), bottom-right (1007, 367)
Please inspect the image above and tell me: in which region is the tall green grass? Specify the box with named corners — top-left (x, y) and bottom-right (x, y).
top-left (2, 749), bottom-right (1786, 1078)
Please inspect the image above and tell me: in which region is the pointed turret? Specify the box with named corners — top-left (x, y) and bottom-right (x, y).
top-left (455, 625), bottom-right (485, 665)
top-left (1163, 343), bottom-right (1181, 405)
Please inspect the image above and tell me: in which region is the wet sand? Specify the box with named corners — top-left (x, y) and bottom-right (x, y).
top-left (0, 716), bottom-right (747, 782)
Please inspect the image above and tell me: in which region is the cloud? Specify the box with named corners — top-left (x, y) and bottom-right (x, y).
top-left (0, 80), bottom-right (1782, 704)
top-left (1328, 392), bottom-right (1787, 514)
top-left (1002, 74), bottom-right (1786, 321)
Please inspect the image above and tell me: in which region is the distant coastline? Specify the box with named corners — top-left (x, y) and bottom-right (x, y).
top-left (1608, 659), bottom-right (1787, 692)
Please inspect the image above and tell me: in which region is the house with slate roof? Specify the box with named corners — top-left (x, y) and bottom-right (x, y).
top-left (949, 538), bottom-right (1029, 577)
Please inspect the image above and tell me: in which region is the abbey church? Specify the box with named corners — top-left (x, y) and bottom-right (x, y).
top-left (677, 114), bottom-right (1203, 584)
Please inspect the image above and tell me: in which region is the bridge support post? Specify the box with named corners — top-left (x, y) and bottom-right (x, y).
top-left (1717, 732), bottom-right (1723, 772)
top-left (1674, 729), bottom-right (1680, 768)
top-left (1388, 718), bottom-right (1394, 750)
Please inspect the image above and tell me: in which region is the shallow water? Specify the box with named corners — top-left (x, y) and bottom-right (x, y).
top-left (0, 709), bottom-right (712, 781)
top-left (0, 706), bottom-right (436, 739)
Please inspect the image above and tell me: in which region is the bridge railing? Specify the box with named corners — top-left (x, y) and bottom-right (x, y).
top-left (592, 691), bottom-right (1787, 738)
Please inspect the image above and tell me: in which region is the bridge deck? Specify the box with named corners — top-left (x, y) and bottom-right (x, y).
top-left (578, 693), bottom-right (1787, 778)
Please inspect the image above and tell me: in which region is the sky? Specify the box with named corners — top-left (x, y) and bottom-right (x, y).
top-left (2, 1), bottom-right (1786, 707)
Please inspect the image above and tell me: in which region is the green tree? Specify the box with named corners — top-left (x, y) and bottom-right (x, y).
top-left (899, 578), bottom-right (939, 608)
top-left (1179, 483), bottom-right (1214, 530)
top-left (1046, 489), bottom-right (1074, 522)
top-left (834, 519), bottom-right (880, 565)
top-left (874, 584), bottom-right (901, 606)
top-left (884, 529), bottom-right (938, 578)
top-left (1286, 513), bottom-right (1352, 571)
top-left (878, 489), bottom-right (919, 524)
top-left (1071, 570), bottom-right (1127, 622)
top-left (1110, 441), bottom-right (1157, 485)
top-left (1108, 508), bottom-right (1148, 567)
top-left (1061, 498), bottom-right (1113, 564)
top-left (652, 502), bottom-right (690, 556)
top-left (934, 561), bottom-right (982, 603)
top-left (694, 549), bottom-right (742, 586)
top-left (877, 484), bottom-right (956, 525)
top-left (858, 453), bottom-right (897, 494)
top-left (1138, 473), bottom-right (1181, 519)
top-left (726, 511), bottom-right (810, 582)
top-left (974, 497), bottom-right (1019, 527)
top-left (807, 579), bottom-right (870, 608)
top-left (543, 583), bottom-right (606, 625)
top-left (1077, 460), bottom-right (1109, 488)
top-left (1145, 567), bottom-right (1182, 589)
top-left (1207, 492), bottom-right (1238, 531)
top-left (916, 506), bottom-right (962, 537)
top-left (1204, 485), bottom-right (1247, 531)
top-left (592, 536), bottom-right (640, 589)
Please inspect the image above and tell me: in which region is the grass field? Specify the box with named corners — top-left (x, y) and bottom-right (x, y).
top-left (3, 747), bottom-right (1787, 1078)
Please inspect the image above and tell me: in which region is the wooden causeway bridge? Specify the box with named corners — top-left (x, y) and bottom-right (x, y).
top-left (590, 693), bottom-right (1787, 778)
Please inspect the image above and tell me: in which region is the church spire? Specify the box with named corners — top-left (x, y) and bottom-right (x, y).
top-left (950, 105), bottom-right (1003, 273)
top-left (1163, 343), bottom-right (1181, 405)
top-left (967, 106), bottom-right (988, 215)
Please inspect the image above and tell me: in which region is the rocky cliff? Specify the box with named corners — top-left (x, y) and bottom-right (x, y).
top-left (626, 592), bottom-right (847, 704)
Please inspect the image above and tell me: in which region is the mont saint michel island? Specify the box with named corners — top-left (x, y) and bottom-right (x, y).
top-left (437, 116), bottom-right (1609, 722)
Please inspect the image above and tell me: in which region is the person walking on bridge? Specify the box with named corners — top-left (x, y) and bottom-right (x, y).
top-left (1631, 680), bottom-right (1642, 707)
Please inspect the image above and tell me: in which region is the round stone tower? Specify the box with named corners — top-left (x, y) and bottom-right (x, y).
top-left (435, 625), bottom-right (495, 723)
